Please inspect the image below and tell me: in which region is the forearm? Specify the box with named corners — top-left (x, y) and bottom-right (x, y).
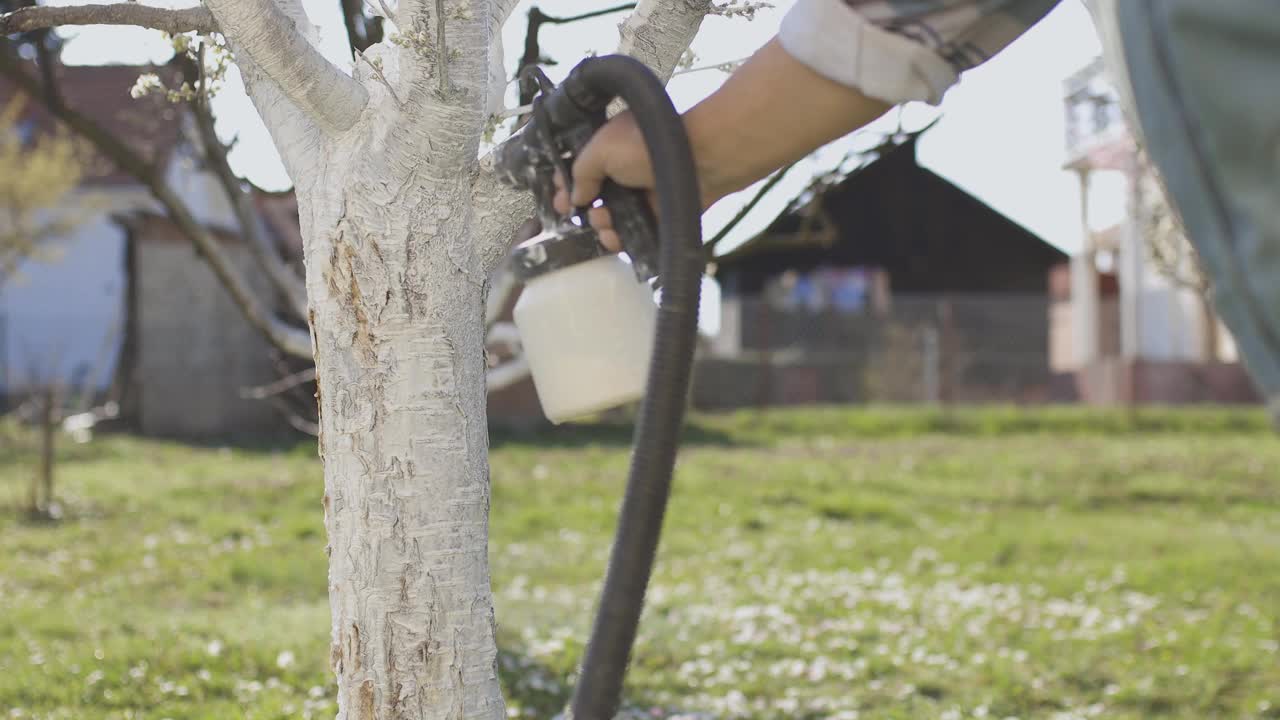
top-left (684, 38), bottom-right (892, 205)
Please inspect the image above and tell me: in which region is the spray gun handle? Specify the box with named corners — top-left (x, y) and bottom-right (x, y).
top-left (596, 178), bottom-right (660, 283)
top-left (496, 61), bottom-right (663, 283)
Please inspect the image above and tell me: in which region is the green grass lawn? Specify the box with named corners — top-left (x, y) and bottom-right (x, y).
top-left (1, 407), bottom-right (1277, 719)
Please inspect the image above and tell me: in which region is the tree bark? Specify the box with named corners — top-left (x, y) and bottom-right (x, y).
top-left (314, 264), bottom-right (503, 717)
top-left (303, 169), bottom-right (507, 718)
top-left (280, 4), bottom-right (516, 705)
top-left (0, 4), bottom-right (216, 35)
top-left (275, 0), bottom-right (711, 713)
top-left (617, 0), bottom-right (712, 83)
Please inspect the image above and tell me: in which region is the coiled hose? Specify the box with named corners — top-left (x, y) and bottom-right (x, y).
top-left (564, 56), bottom-right (706, 720)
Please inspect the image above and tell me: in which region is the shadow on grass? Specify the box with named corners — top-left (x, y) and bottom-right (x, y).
top-left (498, 645), bottom-right (696, 720)
top-left (0, 494), bottom-right (113, 527)
top-left (702, 405), bottom-right (1277, 440)
top-left (6, 406), bottom-right (1272, 468)
top-left (489, 419), bottom-right (740, 450)
top-left (0, 419), bottom-right (311, 466)
top-left (493, 406), bottom-right (1278, 453)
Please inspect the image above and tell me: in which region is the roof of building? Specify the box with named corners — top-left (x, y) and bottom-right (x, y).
top-left (114, 189), bottom-right (303, 260)
top-left (0, 63), bottom-right (183, 186)
top-left (716, 134), bottom-right (1068, 295)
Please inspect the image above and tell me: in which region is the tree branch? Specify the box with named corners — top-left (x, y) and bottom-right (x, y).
top-left (486, 355), bottom-right (529, 393)
top-left (339, 0), bottom-right (382, 55)
top-left (187, 57), bottom-right (309, 319)
top-left (471, 160), bottom-right (536, 273)
top-left (146, 189), bottom-right (312, 358)
top-left (474, 0), bottom-right (709, 263)
top-left (0, 46), bottom-right (313, 359)
top-left (144, 190), bottom-right (313, 357)
top-left (485, 270), bottom-right (516, 330)
top-left (516, 4), bottom-right (636, 124)
top-left (202, 0), bottom-right (368, 132)
top-left (240, 366), bottom-right (316, 399)
top-left (257, 352), bottom-right (319, 433)
top-left (269, 395), bottom-right (320, 435)
top-left (0, 3), bottom-right (217, 35)
top-left (617, 0), bottom-right (712, 83)
top-left (703, 162), bottom-right (794, 257)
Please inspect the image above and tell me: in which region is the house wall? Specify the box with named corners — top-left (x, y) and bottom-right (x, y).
top-left (0, 187), bottom-right (150, 399)
top-left (1049, 297), bottom-right (1120, 372)
top-left (163, 145), bottom-right (238, 230)
top-left (1072, 357), bottom-right (1259, 406)
top-left (133, 231), bottom-right (282, 438)
top-left (1132, 278), bottom-right (1205, 361)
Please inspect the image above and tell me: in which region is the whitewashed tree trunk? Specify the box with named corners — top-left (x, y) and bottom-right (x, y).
top-left (2, 0), bottom-right (710, 714)
top-left (294, 22), bottom-right (522, 714)
top-left (278, 1), bottom-right (709, 715)
top-left (271, 1), bottom-right (716, 712)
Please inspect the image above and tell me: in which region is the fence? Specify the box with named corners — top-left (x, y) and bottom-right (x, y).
top-left (694, 294), bottom-right (1061, 409)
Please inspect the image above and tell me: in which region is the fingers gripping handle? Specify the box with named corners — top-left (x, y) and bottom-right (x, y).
top-left (540, 60), bottom-right (662, 282)
top-left (597, 178), bottom-right (660, 282)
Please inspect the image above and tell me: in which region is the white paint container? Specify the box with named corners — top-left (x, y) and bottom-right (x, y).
top-left (513, 241), bottom-right (656, 424)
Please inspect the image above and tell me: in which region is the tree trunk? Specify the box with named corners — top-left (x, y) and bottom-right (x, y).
top-left (1199, 293), bottom-right (1220, 363)
top-left (201, 1), bottom-right (703, 716)
top-left (302, 156), bottom-right (509, 717)
top-left (109, 227), bottom-right (141, 428)
top-left (36, 385), bottom-right (55, 515)
top-left (261, 2), bottom-right (532, 713)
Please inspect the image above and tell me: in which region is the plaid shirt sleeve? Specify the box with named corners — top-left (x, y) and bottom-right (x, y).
top-left (778, 0), bottom-right (1061, 105)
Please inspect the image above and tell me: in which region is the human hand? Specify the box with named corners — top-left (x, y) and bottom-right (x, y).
top-left (552, 111), bottom-right (656, 253)
top-left (550, 38), bottom-right (887, 254)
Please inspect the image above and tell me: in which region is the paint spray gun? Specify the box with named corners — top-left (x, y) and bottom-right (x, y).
top-left (494, 55), bottom-right (704, 719)
top-left (494, 61), bottom-right (668, 425)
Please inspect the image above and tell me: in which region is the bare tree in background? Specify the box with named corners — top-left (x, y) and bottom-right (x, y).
top-left (0, 94), bottom-right (94, 279)
top-left (1133, 149), bottom-right (1221, 361)
top-left (1, 0), bottom-right (731, 714)
top-left (1, 92), bottom-right (104, 485)
top-left (0, 0), bottom-right (577, 430)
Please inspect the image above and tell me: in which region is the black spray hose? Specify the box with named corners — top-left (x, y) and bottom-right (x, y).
top-left (565, 56), bottom-right (706, 720)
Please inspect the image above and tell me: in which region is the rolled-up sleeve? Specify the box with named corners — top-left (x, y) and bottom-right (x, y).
top-left (778, 0), bottom-right (1061, 105)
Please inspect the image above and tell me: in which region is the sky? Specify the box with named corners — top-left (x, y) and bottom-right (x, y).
top-left (51, 0), bottom-right (1115, 255)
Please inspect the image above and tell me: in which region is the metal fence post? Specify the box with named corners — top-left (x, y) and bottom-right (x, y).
top-left (922, 325), bottom-right (940, 404)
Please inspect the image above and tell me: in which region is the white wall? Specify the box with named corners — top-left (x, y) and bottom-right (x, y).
top-left (0, 187), bottom-right (149, 394)
top-left (163, 141), bottom-right (238, 230)
top-left (1133, 283), bottom-right (1201, 361)
top-left (0, 139), bottom-right (238, 397)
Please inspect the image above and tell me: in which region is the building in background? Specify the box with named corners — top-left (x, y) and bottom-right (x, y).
top-left (112, 191), bottom-right (305, 438)
top-left (0, 64), bottom-right (300, 437)
top-left (1056, 58), bottom-right (1257, 405)
top-left (0, 65), bottom-right (174, 405)
top-left (702, 133), bottom-right (1067, 408)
